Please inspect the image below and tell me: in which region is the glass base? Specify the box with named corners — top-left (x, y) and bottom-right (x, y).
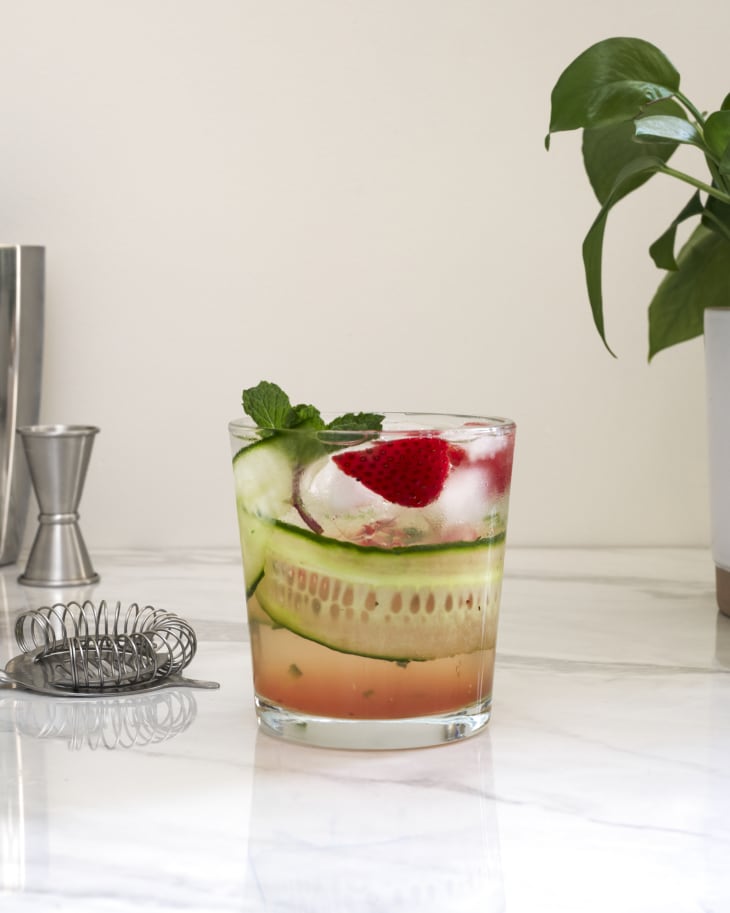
top-left (255, 695), bottom-right (492, 750)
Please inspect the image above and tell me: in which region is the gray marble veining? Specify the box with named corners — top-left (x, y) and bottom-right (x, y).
top-left (0, 547), bottom-right (728, 912)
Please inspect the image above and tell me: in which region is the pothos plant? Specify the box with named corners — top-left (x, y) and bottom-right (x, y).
top-left (546, 36), bottom-right (730, 358)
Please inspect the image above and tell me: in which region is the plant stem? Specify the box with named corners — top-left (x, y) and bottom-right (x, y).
top-left (705, 156), bottom-right (726, 190)
top-left (658, 164), bottom-right (730, 204)
top-left (674, 91), bottom-right (707, 128)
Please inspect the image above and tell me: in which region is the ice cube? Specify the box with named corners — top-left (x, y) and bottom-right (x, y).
top-left (436, 465), bottom-right (491, 526)
top-left (460, 434), bottom-right (510, 462)
top-left (304, 456), bottom-right (387, 514)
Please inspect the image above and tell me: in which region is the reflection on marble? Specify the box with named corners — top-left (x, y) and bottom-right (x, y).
top-left (245, 733), bottom-right (502, 912)
top-left (1, 690), bottom-right (198, 751)
top-left (0, 547), bottom-right (728, 912)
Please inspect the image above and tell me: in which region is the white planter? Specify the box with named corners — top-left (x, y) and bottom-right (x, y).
top-left (704, 307), bottom-right (730, 616)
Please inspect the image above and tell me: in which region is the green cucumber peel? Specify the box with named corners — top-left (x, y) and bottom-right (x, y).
top-left (252, 520), bottom-right (505, 662)
top-left (245, 567), bottom-right (264, 600)
top-left (270, 518), bottom-right (506, 555)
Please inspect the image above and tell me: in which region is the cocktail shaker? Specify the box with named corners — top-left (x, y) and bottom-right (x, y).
top-left (0, 246), bottom-right (44, 565)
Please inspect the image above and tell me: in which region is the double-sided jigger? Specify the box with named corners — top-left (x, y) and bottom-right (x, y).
top-left (17, 424), bottom-right (100, 587)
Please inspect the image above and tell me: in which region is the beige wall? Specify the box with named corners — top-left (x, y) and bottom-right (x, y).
top-left (1, 1), bottom-right (726, 550)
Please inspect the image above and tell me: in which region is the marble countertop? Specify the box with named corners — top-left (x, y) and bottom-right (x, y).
top-left (1, 547), bottom-right (728, 913)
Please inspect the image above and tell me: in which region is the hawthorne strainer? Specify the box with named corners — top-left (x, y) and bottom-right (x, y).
top-left (0, 600), bottom-right (219, 696)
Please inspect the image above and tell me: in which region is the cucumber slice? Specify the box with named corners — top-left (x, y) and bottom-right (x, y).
top-left (256, 522), bottom-right (505, 661)
top-left (233, 439), bottom-right (295, 594)
top-left (233, 438), bottom-right (294, 521)
top-left (236, 512), bottom-right (273, 597)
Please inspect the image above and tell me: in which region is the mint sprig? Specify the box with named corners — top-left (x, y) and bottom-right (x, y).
top-left (241, 381), bottom-right (295, 429)
top-left (242, 381), bottom-right (383, 438)
top-left (241, 381), bottom-right (384, 533)
top-left (326, 411), bottom-right (385, 432)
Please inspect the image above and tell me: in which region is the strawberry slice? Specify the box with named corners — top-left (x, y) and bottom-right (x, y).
top-left (333, 438), bottom-right (451, 508)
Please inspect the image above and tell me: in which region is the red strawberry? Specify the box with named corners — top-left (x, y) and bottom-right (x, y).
top-left (333, 438), bottom-right (451, 508)
top-left (476, 438), bottom-right (514, 494)
top-left (447, 444), bottom-right (467, 467)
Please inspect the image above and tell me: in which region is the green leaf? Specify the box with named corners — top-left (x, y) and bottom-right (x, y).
top-left (546, 37), bottom-right (680, 146)
top-left (721, 148), bottom-right (730, 179)
top-left (649, 191), bottom-right (703, 269)
top-left (722, 93), bottom-right (730, 111)
top-left (648, 225), bottom-right (730, 358)
top-left (702, 192), bottom-right (730, 238)
top-left (240, 383), bottom-right (384, 534)
top-left (286, 403), bottom-right (325, 430)
top-left (704, 110), bottom-right (730, 174)
top-left (320, 411), bottom-right (385, 451)
top-left (241, 382), bottom-right (384, 463)
top-left (582, 155), bottom-right (667, 354)
top-left (327, 412), bottom-right (385, 431)
top-left (582, 99), bottom-right (684, 204)
top-left (242, 381), bottom-right (293, 428)
top-left (634, 114), bottom-right (703, 147)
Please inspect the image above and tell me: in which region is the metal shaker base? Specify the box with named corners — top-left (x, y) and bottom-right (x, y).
top-left (18, 572), bottom-right (100, 588)
top-left (718, 566), bottom-right (730, 618)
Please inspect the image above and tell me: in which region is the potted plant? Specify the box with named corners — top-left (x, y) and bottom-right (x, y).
top-left (546, 36), bottom-right (730, 614)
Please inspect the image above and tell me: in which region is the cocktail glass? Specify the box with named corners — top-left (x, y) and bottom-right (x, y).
top-left (229, 412), bottom-right (516, 750)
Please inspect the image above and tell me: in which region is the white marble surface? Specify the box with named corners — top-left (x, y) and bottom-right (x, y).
top-left (0, 547), bottom-right (728, 913)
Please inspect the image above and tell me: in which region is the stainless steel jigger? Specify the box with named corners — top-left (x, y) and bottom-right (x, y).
top-left (17, 425), bottom-right (100, 587)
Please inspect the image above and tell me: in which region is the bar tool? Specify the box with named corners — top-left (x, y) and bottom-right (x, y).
top-left (0, 600), bottom-right (220, 695)
top-left (0, 245), bottom-right (44, 565)
top-left (17, 424), bottom-right (99, 587)
top-left (2, 689), bottom-right (198, 750)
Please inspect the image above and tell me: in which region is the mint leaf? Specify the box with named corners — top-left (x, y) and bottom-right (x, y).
top-left (242, 382), bottom-right (383, 436)
top-left (241, 382), bottom-right (384, 463)
top-left (242, 381), bottom-right (293, 428)
top-left (286, 403), bottom-right (325, 430)
top-left (240, 382), bottom-right (385, 537)
top-left (327, 411), bottom-right (384, 431)
top-left (241, 382), bottom-right (327, 432)
top-left (321, 412), bottom-right (385, 452)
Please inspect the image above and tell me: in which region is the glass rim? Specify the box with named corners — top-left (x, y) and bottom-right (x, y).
top-left (229, 411), bottom-right (515, 436)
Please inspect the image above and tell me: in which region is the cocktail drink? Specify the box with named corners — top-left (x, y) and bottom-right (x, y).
top-left (229, 383), bottom-right (515, 749)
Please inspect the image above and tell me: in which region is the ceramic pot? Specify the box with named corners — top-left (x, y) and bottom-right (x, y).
top-left (704, 307), bottom-right (730, 616)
